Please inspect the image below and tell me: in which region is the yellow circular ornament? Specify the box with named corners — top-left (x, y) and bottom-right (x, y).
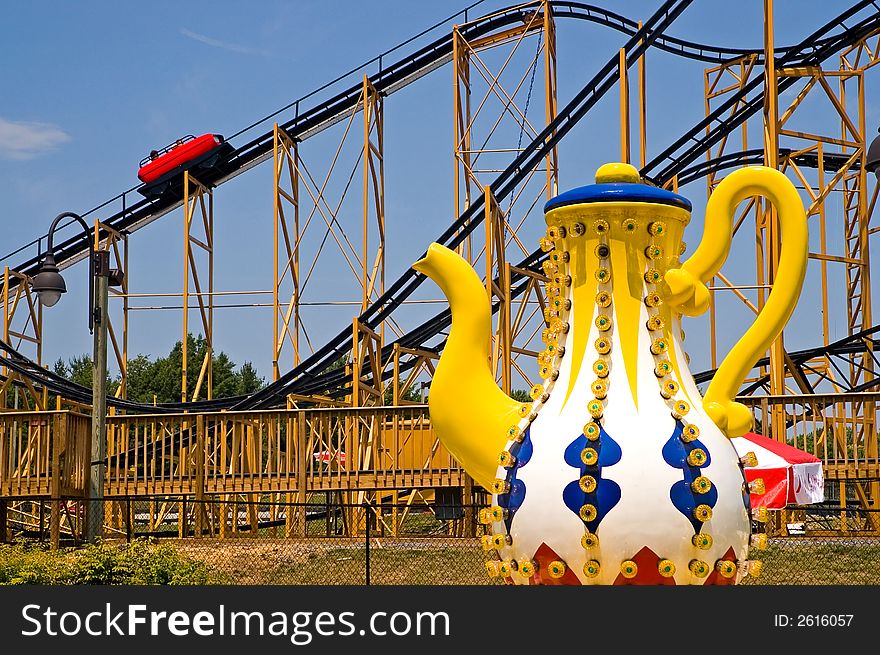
top-left (591, 380), bottom-right (608, 399)
top-left (594, 337), bottom-right (611, 355)
top-left (681, 424), bottom-right (700, 442)
top-left (579, 475), bottom-right (597, 493)
top-left (490, 506), bottom-right (508, 522)
top-left (541, 328), bottom-right (557, 344)
top-left (651, 338), bottom-right (669, 356)
top-left (687, 449), bottom-right (708, 467)
top-left (692, 533), bottom-right (713, 550)
top-left (485, 561), bottom-right (501, 577)
top-left (497, 450), bottom-right (516, 468)
top-left (660, 379), bottom-right (678, 398)
top-left (691, 476), bottom-right (712, 494)
top-left (492, 479), bottom-right (511, 494)
top-left (689, 559), bottom-right (710, 578)
top-left (716, 560), bottom-right (737, 579)
top-left (587, 399), bottom-right (603, 419)
top-left (645, 244), bottom-right (663, 259)
top-left (646, 315), bottom-right (665, 331)
top-left (596, 290), bottom-right (612, 307)
top-left (620, 560), bottom-right (638, 579)
top-left (579, 504), bottom-right (598, 522)
top-left (583, 422), bottom-right (601, 441)
top-left (593, 359), bottom-right (610, 378)
top-left (748, 560), bottom-right (763, 578)
top-left (547, 560), bottom-right (567, 578)
top-left (648, 221), bottom-right (666, 236)
top-left (539, 237), bottom-right (554, 252)
top-left (518, 560), bottom-right (536, 577)
top-left (529, 384), bottom-right (545, 400)
top-left (645, 292), bottom-right (663, 307)
top-left (580, 448), bottom-right (599, 466)
top-left (581, 532), bottom-right (599, 549)
top-left (553, 274), bottom-right (572, 288)
top-left (672, 400), bottom-right (690, 418)
top-left (622, 218), bottom-right (637, 234)
top-left (547, 225), bottom-right (566, 240)
top-left (569, 222), bottom-right (585, 237)
top-left (595, 268), bottom-right (611, 283)
top-left (592, 219), bottom-right (609, 234)
top-left (550, 250), bottom-right (569, 264)
top-left (551, 297), bottom-right (568, 313)
top-left (658, 559), bottom-right (676, 578)
top-left (644, 268), bottom-right (662, 285)
top-left (583, 560), bottom-right (601, 577)
top-left (693, 504), bottom-right (713, 522)
top-left (654, 360), bottom-right (672, 378)
top-left (595, 314), bottom-right (612, 331)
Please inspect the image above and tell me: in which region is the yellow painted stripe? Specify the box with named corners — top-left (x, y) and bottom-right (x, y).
top-left (610, 238), bottom-right (643, 410)
top-left (562, 235), bottom-right (597, 409)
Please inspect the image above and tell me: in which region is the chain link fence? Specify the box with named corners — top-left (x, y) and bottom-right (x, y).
top-left (1, 497), bottom-right (879, 585)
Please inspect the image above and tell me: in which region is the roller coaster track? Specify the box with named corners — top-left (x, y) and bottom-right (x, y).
top-left (1, 0), bottom-right (761, 278)
top-left (694, 324), bottom-right (880, 395)
top-left (2, 0), bottom-right (880, 412)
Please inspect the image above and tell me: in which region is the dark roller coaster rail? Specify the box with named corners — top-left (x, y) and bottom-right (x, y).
top-left (2, 0), bottom-right (879, 412)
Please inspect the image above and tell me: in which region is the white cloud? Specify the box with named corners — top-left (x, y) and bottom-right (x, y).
top-left (0, 117), bottom-right (70, 160)
top-left (180, 28), bottom-right (271, 57)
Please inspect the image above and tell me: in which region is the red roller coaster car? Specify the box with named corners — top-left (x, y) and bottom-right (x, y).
top-left (137, 133), bottom-right (234, 198)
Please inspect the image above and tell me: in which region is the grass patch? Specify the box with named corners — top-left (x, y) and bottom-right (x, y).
top-left (0, 539), bottom-right (223, 585)
top-left (6, 537), bottom-right (878, 585)
top-left (741, 540), bottom-right (880, 585)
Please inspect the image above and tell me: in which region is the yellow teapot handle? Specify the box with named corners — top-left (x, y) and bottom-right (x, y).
top-left (663, 167), bottom-right (808, 438)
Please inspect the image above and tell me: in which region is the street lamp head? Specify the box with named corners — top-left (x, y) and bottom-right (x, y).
top-left (32, 252), bottom-right (67, 307)
top-left (867, 127), bottom-right (880, 179)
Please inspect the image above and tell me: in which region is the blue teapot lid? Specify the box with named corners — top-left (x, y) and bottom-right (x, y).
top-left (544, 163), bottom-right (692, 213)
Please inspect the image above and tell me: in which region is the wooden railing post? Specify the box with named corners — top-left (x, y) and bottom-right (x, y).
top-left (0, 500), bottom-right (7, 543)
top-left (295, 410), bottom-right (307, 537)
top-left (195, 414), bottom-right (206, 537)
top-left (462, 473), bottom-right (475, 537)
top-left (49, 413), bottom-right (64, 549)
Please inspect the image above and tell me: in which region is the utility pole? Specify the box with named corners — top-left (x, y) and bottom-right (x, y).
top-left (86, 250), bottom-right (111, 542)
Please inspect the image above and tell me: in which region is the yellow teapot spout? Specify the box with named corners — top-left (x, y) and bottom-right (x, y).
top-left (412, 243), bottom-right (524, 491)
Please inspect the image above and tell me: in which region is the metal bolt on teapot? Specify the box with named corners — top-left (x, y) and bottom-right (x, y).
top-left (413, 162), bottom-right (807, 585)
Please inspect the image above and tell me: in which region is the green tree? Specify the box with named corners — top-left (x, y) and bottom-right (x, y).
top-left (52, 355), bottom-right (118, 395)
top-left (54, 334), bottom-right (266, 404)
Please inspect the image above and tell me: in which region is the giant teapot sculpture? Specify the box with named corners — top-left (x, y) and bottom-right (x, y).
top-left (413, 163), bottom-right (807, 585)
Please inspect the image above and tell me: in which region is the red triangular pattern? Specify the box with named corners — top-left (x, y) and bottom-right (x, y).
top-left (613, 546), bottom-right (676, 585)
top-left (703, 547), bottom-right (737, 586)
top-left (531, 542), bottom-right (582, 586)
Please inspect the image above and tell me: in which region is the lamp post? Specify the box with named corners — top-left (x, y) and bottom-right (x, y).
top-left (31, 212), bottom-right (122, 543)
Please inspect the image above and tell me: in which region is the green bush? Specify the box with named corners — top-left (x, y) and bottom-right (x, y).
top-left (0, 539), bottom-right (219, 585)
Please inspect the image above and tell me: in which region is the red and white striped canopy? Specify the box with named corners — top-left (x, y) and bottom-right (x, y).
top-left (729, 432), bottom-right (824, 509)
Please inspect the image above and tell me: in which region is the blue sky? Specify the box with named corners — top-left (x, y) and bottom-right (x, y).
top-left (0, 0), bottom-right (875, 390)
